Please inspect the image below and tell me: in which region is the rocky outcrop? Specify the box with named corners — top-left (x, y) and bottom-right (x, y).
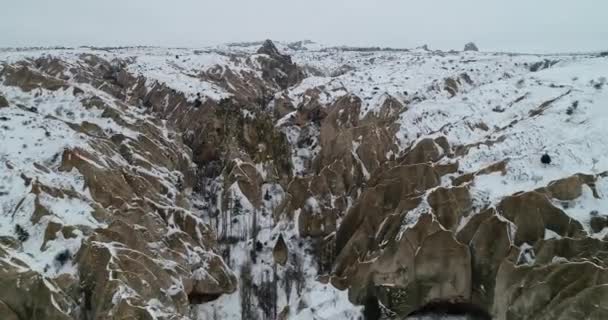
top-left (529, 59), bottom-right (560, 72)
top-left (0, 247), bottom-right (75, 320)
top-left (330, 127), bottom-right (604, 319)
top-left (540, 174), bottom-right (597, 201)
top-left (273, 234), bottom-right (289, 266)
top-left (257, 40), bottom-right (305, 90)
top-left (591, 214), bottom-right (608, 233)
top-left (464, 42), bottom-right (479, 52)
top-left (0, 55), bottom-right (237, 319)
top-left (493, 238), bottom-right (608, 320)
top-left (497, 191), bottom-right (585, 245)
top-left (0, 93), bottom-right (8, 108)
top-left (1, 64), bottom-right (68, 92)
top-left (2, 43), bottom-right (607, 320)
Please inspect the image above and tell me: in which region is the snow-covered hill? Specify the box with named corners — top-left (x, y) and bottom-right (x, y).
top-left (1, 41), bottom-right (607, 320)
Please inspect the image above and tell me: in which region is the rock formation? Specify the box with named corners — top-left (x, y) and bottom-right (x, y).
top-left (1, 41), bottom-right (607, 319)
top-left (464, 42), bottom-right (479, 52)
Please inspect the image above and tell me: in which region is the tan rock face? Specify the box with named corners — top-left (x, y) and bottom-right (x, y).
top-left (590, 215), bottom-right (608, 233)
top-left (3, 44), bottom-right (607, 320)
top-left (273, 234), bottom-right (289, 266)
top-left (1, 64), bottom-right (68, 92)
top-left (0, 301), bottom-right (20, 320)
top-left (469, 216), bottom-right (513, 308)
top-left (327, 112), bottom-right (604, 319)
top-left (256, 40), bottom-right (305, 90)
top-left (0, 54), bottom-right (239, 319)
top-left (0, 247), bottom-right (75, 320)
top-left (225, 160), bottom-right (265, 209)
top-left (331, 138), bottom-right (461, 315)
top-left (0, 94), bottom-right (8, 108)
top-left (497, 191), bottom-right (585, 245)
top-left (413, 230), bottom-right (472, 304)
top-left (428, 186), bottom-right (472, 230)
top-left (493, 254), bottom-right (608, 320)
top-left (452, 160), bottom-right (508, 186)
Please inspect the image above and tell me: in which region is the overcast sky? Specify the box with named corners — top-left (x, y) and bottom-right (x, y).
top-left (1, 0), bottom-right (607, 53)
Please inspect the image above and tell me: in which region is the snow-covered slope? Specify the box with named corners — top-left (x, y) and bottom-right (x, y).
top-left (1, 42), bottom-right (607, 320)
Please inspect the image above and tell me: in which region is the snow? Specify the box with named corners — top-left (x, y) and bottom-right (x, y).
top-left (290, 49), bottom-right (571, 119)
top-left (2, 43), bottom-right (607, 320)
top-left (0, 85), bottom-right (104, 277)
top-left (195, 179), bottom-right (362, 319)
top-left (127, 53), bottom-right (232, 102)
top-left (305, 197), bottom-right (322, 215)
top-left (379, 55), bottom-right (608, 232)
top-left (291, 283), bottom-right (362, 320)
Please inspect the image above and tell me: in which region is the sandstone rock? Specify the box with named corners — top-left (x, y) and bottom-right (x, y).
top-left (273, 233), bottom-right (289, 266)
top-left (452, 160), bottom-right (508, 186)
top-left (298, 203), bottom-right (337, 237)
top-left (443, 77), bottom-right (463, 97)
top-left (529, 59), bottom-right (559, 72)
top-left (543, 174), bottom-right (596, 201)
top-left (42, 220), bottom-right (64, 249)
top-left (0, 248), bottom-right (75, 320)
top-left (273, 93), bottom-right (296, 118)
top-left (2, 64), bottom-right (68, 92)
top-left (335, 163), bottom-right (442, 279)
top-left (256, 39), bottom-right (305, 89)
top-left (191, 253), bottom-right (238, 302)
top-left (533, 237), bottom-right (608, 267)
top-left (497, 191), bottom-right (585, 245)
top-left (3, 42), bottom-right (607, 320)
top-left (337, 213), bottom-right (474, 317)
top-left (590, 215), bottom-right (608, 233)
top-left (413, 230), bottom-right (472, 306)
top-left (225, 160), bottom-right (264, 209)
top-left (0, 300), bottom-right (19, 320)
top-left (464, 42), bottom-right (479, 52)
top-left (428, 186), bottom-right (472, 230)
top-left (0, 94), bottom-right (8, 108)
top-left (398, 138), bottom-right (444, 165)
top-left (278, 305), bottom-right (290, 320)
top-left (456, 208), bottom-right (495, 245)
top-left (493, 259), bottom-right (608, 320)
top-left (469, 216), bottom-right (512, 308)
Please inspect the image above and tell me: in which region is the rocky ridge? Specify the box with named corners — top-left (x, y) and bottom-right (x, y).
top-left (0, 41), bottom-right (607, 320)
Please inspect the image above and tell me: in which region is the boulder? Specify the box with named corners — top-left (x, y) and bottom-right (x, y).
top-left (256, 39), bottom-right (305, 89)
top-left (533, 237), bottom-right (608, 267)
top-left (590, 215), bottom-right (608, 233)
top-left (0, 94), bottom-right (8, 108)
top-left (497, 191), bottom-right (585, 245)
top-left (464, 42), bottom-right (479, 52)
top-left (0, 248), bottom-right (75, 320)
top-left (191, 253), bottom-right (238, 302)
top-left (273, 234), bottom-right (289, 266)
top-left (543, 174), bottom-right (596, 201)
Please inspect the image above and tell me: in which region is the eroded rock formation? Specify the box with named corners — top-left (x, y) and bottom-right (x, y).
top-left (1, 40), bottom-right (607, 320)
